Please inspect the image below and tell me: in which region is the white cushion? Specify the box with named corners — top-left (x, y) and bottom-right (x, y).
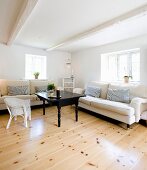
top-left (79, 96), bottom-right (96, 106)
top-left (91, 98), bottom-right (134, 116)
top-left (3, 95), bottom-right (37, 101)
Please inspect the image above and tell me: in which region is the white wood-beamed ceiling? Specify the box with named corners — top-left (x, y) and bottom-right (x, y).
top-left (0, 0), bottom-right (147, 52)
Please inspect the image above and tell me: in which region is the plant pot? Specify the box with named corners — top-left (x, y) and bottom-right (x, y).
top-left (48, 90), bottom-right (54, 97)
top-left (124, 76), bottom-right (129, 83)
top-left (35, 75), bottom-right (39, 79)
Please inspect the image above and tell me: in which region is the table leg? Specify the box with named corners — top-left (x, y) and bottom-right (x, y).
top-left (57, 105), bottom-right (61, 127)
top-left (75, 103), bottom-right (78, 122)
top-left (43, 100), bottom-right (45, 115)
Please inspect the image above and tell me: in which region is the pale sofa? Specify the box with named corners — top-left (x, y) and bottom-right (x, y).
top-left (0, 79), bottom-right (53, 110)
top-left (79, 82), bottom-right (147, 127)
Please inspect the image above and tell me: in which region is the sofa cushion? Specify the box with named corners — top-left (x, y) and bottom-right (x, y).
top-left (35, 86), bottom-right (47, 93)
top-left (107, 88), bottom-right (130, 103)
top-left (86, 82), bottom-right (109, 99)
top-left (79, 96), bottom-right (96, 106)
top-left (30, 80), bottom-right (53, 94)
top-left (0, 96), bottom-right (5, 104)
top-left (109, 83), bottom-right (147, 99)
top-left (0, 80), bottom-right (30, 95)
top-left (8, 86), bottom-right (29, 95)
top-left (0, 79), bottom-right (8, 96)
top-left (85, 86), bottom-right (101, 98)
top-left (3, 95), bottom-right (38, 101)
top-left (91, 98), bottom-right (134, 116)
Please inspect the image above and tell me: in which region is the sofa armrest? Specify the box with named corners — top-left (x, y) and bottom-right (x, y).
top-left (130, 97), bottom-right (147, 122)
top-left (73, 88), bottom-right (85, 94)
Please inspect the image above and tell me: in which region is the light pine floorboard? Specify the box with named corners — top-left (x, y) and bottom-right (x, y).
top-left (0, 106), bottom-right (146, 170)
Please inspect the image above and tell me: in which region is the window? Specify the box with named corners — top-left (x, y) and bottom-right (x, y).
top-left (101, 49), bottom-right (140, 82)
top-left (25, 54), bottom-right (46, 79)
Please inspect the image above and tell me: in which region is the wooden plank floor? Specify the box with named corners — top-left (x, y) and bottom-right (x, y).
top-left (0, 106), bottom-right (146, 170)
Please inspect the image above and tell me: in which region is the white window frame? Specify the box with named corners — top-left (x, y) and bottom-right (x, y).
top-left (101, 48), bottom-right (140, 82)
top-left (25, 54), bottom-right (47, 79)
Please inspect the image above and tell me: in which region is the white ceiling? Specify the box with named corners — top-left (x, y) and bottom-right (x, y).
top-left (0, 0), bottom-right (147, 52)
top-left (58, 13), bottom-right (147, 52)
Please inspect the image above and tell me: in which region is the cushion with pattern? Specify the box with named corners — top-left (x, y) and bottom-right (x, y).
top-left (35, 86), bottom-right (47, 93)
top-left (85, 86), bottom-right (101, 98)
top-left (107, 88), bottom-right (130, 103)
top-left (8, 86), bottom-right (29, 95)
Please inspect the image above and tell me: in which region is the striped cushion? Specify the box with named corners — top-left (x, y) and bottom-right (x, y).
top-left (85, 86), bottom-right (101, 98)
top-left (8, 86), bottom-right (29, 95)
top-left (107, 88), bottom-right (130, 103)
top-left (35, 86), bottom-right (47, 92)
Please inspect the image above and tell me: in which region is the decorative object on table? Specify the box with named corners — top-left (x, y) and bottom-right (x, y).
top-left (47, 83), bottom-right (56, 97)
top-left (123, 75), bottom-right (132, 83)
top-left (33, 72), bottom-right (40, 79)
top-left (56, 89), bottom-right (60, 98)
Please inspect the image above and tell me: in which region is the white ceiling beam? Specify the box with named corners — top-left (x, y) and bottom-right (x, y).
top-left (7, 0), bottom-right (39, 45)
top-left (47, 4), bottom-right (147, 51)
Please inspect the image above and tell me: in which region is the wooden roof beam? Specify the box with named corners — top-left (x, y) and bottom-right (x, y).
top-left (7, 0), bottom-right (39, 45)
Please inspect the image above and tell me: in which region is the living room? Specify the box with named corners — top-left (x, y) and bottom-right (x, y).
top-left (0, 0), bottom-right (147, 170)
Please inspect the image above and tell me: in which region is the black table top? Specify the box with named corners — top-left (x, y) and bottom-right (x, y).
top-left (36, 90), bottom-right (84, 101)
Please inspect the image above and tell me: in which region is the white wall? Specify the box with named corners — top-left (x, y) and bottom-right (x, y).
top-left (72, 34), bottom-right (147, 88)
top-left (0, 43), bottom-right (71, 86)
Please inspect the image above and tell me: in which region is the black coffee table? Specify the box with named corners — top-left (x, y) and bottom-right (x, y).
top-left (36, 91), bottom-right (84, 127)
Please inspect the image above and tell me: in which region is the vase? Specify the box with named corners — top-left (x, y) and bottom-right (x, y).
top-left (124, 76), bottom-right (129, 83)
top-left (35, 75), bottom-right (38, 79)
top-left (48, 90), bottom-right (54, 97)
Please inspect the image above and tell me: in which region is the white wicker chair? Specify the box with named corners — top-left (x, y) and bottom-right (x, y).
top-left (4, 98), bottom-right (31, 129)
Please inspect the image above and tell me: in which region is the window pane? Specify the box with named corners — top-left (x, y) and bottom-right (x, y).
top-left (25, 54), bottom-right (46, 79)
top-left (101, 49), bottom-right (140, 82)
top-left (108, 55), bottom-right (117, 81)
top-left (118, 54), bottom-right (128, 80)
top-left (131, 52), bottom-right (140, 81)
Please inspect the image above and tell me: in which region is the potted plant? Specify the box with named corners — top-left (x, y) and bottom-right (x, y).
top-left (47, 83), bottom-right (55, 97)
top-left (47, 83), bottom-right (55, 91)
top-left (123, 75), bottom-right (132, 83)
top-left (34, 72), bottom-right (40, 79)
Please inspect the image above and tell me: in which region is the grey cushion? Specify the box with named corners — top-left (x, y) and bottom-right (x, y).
top-left (85, 86), bottom-right (101, 98)
top-left (8, 86), bottom-right (29, 95)
top-left (35, 86), bottom-right (47, 92)
top-left (107, 88), bottom-right (130, 103)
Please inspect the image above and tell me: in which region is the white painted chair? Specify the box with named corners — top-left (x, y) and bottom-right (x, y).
top-left (4, 98), bottom-right (31, 129)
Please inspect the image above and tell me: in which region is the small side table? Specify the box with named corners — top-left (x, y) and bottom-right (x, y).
top-left (141, 111), bottom-right (147, 126)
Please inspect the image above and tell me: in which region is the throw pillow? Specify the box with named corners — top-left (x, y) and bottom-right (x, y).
top-left (8, 86), bottom-right (29, 95)
top-left (85, 86), bottom-right (101, 98)
top-left (107, 88), bottom-right (130, 103)
top-left (35, 86), bottom-right (47, 93)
